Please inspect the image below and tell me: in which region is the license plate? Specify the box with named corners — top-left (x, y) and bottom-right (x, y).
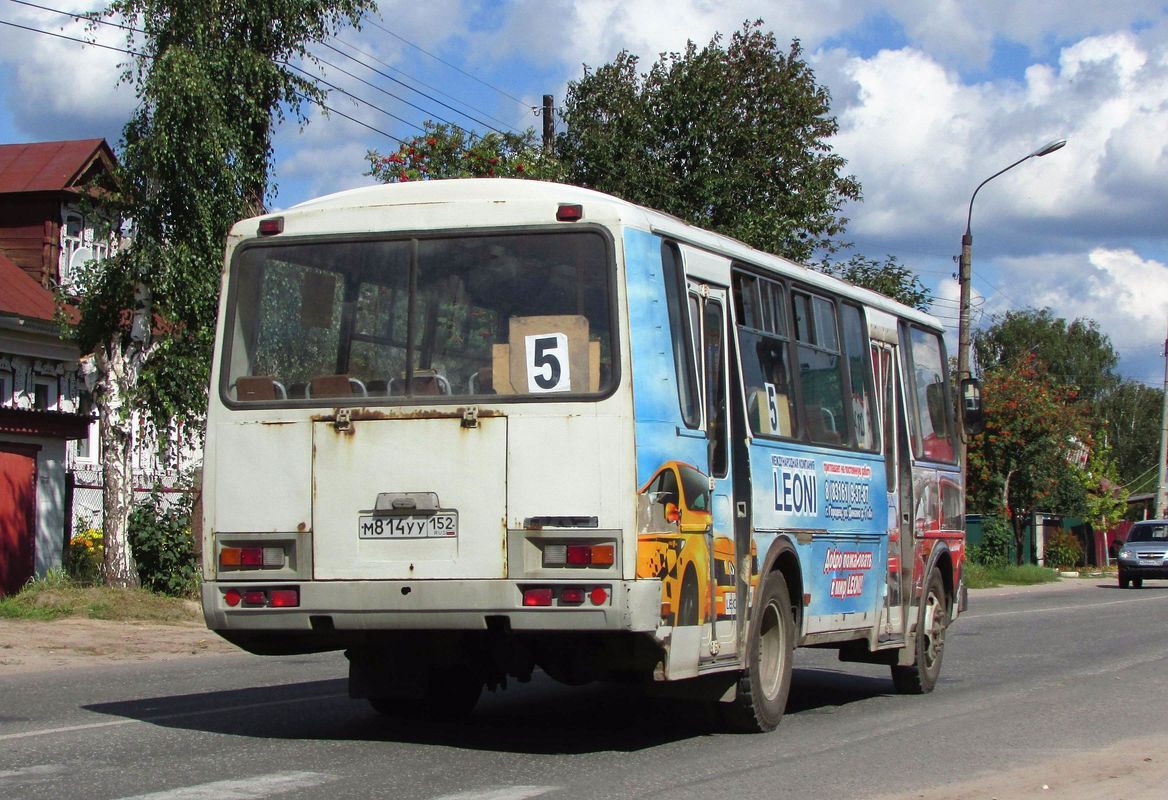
top-left (1140, 559), bottom-right (1160, 566)
top-left (358, 512), bottom-right (457, 539)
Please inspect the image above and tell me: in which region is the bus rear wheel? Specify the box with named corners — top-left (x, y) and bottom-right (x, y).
top-left (891, 569), bottom-right (947, 694)
top-left (720, 572), bottom-right (794, 733)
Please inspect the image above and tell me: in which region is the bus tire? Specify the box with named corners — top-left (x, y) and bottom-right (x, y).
top-left (891, 569), bottom-right (947, 694)
top-left (720, 571), bottom-right (794, 733)
top-left (676, 566), bottom-right (700, 627)
top-left (369, 665), bottom-right (483, 720)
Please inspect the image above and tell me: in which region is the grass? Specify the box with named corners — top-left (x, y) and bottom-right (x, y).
top-left (0, 571), bottom-right (201, 624)
top-left (964, 562), bottom-right (1062, 589)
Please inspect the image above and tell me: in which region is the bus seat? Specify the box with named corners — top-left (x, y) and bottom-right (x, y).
top-left (236, 376), bottom-right (287, 401)
top-left (388, 370), bottom-right (450, 396)
top-left (308, 374), bottom-right (366, 398)
top-left (807, 406), bottom-right (841, 444)
top-left (469, 367), bottom-right (494, 394)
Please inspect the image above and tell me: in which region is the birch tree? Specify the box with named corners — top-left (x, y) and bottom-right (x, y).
top-left (73, 0), bottom-right (374, 587)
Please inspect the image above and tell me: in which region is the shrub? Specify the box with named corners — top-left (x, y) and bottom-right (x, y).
top-left (65, 525), bottom-right (104, 585)
top-left (1045, 529), bottom-right (1083, 570)
top-left (970, 515), bottom-right (1013, 568)
top-left (129, 489), bottom-right (198, 597)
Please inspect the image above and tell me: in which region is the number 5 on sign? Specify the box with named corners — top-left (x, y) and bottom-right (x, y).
top-left (526, 333), bottom-right (571, 393)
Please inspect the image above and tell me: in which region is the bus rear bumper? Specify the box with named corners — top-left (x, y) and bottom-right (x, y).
top-left (202, 579), bottom-right (663, 651)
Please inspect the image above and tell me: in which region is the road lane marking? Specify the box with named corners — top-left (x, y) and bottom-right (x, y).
top-left (429, 788), bottom-right (560, 800)
top-left (115, 771), bottom-right (335, 799)
top-left (968, 592), bottom-right (1168, 619)
top-left (0, 763), bottom-right (70, 783)
top-left (0, 692), bottom-right (346, 742)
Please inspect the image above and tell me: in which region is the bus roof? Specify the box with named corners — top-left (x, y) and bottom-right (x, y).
top-left (244, 178), bottom-right (943, 332)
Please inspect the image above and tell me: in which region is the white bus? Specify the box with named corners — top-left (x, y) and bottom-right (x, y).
top-left (201, 179), bottom-right (974, 732)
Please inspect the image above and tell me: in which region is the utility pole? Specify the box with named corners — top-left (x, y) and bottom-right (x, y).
top-left (1156, 318), bottom-right (1168, 518)
top-left (542, 95), bottom-right (554, 154)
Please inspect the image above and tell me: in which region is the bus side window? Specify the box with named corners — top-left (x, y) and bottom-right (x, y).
top-left (841, 304), bottom-right (877, 451)
top-left (662, 243), bottom-right (700, 428)
top-left (906, 327), bottom-right (955, 463)
top-left (793, 291), bottom-right (846, 446)
top-left (733, 270), bottom-right (796, 438)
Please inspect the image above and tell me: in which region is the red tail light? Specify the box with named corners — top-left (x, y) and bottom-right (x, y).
top-left (523, 588), bottom-right (554, 607)
top-left (242, 590), bottom-right (266, 607)
top-left (268, 588), bottom-right (299, 608)
top-left (559, 587), bottom-right (586, 605)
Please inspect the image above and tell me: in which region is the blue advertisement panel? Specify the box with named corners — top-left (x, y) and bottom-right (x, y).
top-left (749, 443), bottom-right (889, 616)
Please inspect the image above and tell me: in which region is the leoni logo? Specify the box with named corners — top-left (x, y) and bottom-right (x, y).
top-left (772, 455), bottom-right (817, 517)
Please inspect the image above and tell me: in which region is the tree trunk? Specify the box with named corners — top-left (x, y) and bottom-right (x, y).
top-left (99, 380), bottom-right (137, 588)
top-left (92, 283), bottom-right (155, 589)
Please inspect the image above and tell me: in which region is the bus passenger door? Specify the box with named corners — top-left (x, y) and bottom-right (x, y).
top-left (874, 342), bottom-right (910, 641)
top-left (691, 284), bottom-right (741, 662)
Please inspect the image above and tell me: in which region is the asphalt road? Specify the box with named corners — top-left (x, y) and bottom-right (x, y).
top-left (2, 579), bottom-right (1167, 800)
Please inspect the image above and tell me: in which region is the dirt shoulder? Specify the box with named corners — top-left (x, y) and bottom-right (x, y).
top-left (0, 615), bottom-right (238, 673)
top-left (871, 736), bottom-right (1168, 800)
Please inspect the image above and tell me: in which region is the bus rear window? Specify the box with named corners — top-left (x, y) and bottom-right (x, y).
top-left (222, 231), bottom-right (614, 403)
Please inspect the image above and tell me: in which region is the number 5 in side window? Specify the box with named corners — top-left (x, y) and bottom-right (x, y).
top-left (526, 332), bottom-right (572, 393)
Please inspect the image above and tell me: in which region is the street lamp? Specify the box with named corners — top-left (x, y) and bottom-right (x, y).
top-left (956, 138), bottom-right (1067, 466)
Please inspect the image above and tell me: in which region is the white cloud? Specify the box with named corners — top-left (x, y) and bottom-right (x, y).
top-left (826, 25), bottom-right (1168, 255)
top-left (0, 2), bottom-right (132, 141)
top-left (990, 248), bottom-right (1168, 380)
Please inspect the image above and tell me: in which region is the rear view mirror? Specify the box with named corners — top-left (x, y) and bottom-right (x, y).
top-left (961, 377), bottom-right (985, 435)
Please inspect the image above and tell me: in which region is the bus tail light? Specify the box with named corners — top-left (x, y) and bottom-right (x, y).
top-left (269, 588), bottom-right (300, 608)
top-left (543, 542), bottom-right (615, 568)
top-left (222, 586), bottom-right (299, 608)
top-left (560, 587), bottom-right (585, 605)
top-left (219, 545), bottom-right (285, 571)
top-left (521, 586), bottom-right (611, 607)
top-left (242, 590), bottom-right (266, 607)
top-left (523, 588), bottom-right (554, 606)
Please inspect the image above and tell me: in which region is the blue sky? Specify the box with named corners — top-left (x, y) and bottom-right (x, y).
top-left (2, 0), bottom-right (1166, 384)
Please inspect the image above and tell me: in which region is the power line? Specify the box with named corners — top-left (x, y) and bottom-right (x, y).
top-left (330, 36), bottom-right (520, 134)
top-left (285, 60), bottom-right (426, 138)
top-left (1, 14), bottom-right (405, 147)
top-left (293, 90), bottom-right (403, 146)
top-left (364, 17), bottom-right (530, 111)
top-left (312, 47), bottom-right (492, 138)
top-left (5, 0), bottom-right (143, 34)
top-left (0, 15), bottom-right (144, 56)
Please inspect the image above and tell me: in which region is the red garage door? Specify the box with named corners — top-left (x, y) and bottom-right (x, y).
top-left (0, 444), bottom-right (38, 597)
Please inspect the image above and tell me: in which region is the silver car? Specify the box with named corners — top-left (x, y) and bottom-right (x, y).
top-left (1117, 520), bottom-right (1168, 589)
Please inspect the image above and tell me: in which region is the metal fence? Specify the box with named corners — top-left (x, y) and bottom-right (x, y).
top-left (68, 467), bottom-right (192, 538)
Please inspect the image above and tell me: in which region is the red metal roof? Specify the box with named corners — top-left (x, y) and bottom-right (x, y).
top-left (0, 248), bottom-right (58, 322)
top-left (0, 139), bottom-right (113, 194)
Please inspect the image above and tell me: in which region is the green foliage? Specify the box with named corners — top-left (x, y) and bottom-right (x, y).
top-left (967, 356), bottom-right (1091, 562)
top-left (972, 308), bottom-right (1119, 404)
top-left (963, 563), bottom-right (1061, 589)
top-left (1044, 529), bottom-right (1084, 570)
top-left (129, 490), bottom-right (198, 597)
top-left (64, 526), bottom-right (105, 586)
top-left (969, 516), bottom-right (1013, 568)
top-left (78, 0), bottom-right (376, 432)
top-left (556, 21), bottom-right (861, 263)
top-left (819, 253), bottom-right (932, 311)
top-left (1097, 381), bottom-right (1163, 492)
top-left (0, 573), bottom-right (200, 622)
top-left (367, 122), bottom-right (563, 183)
